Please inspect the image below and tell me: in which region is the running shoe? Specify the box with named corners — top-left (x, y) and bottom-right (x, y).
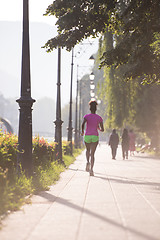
top-left (86, 162), bottom-right (90, 172)
top-left (90, 170), bottom-right (94, 176)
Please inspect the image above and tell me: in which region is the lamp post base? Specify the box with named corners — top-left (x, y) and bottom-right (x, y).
top-left (54, 119), bottom-right (63, 163)
top-left (16, 97), bottom-right (35, 176)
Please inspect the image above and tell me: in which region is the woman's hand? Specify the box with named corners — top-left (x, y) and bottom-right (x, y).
top-left (98, 126), bottom-right (103, 132)
top-left (98, 122), bottom-right (104, 132)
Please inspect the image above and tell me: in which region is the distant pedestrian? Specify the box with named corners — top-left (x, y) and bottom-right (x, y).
top-left (108, 129), bottom-right (119, 159)
top-left (121, 128), bottom-right (129, 160)
top-left (129, 129), bottom-right (136, 156)
top-left (81, 100), bottom-right (104, 176)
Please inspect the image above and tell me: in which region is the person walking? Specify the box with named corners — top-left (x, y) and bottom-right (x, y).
top-left (121, 128), bottom-right (129, 160)
top-left (81, 100), bottom-right (104, 176)
top-left (109, 129), bottom-right (119, 160)
top-left (129, 129), bottom-right (136, 156)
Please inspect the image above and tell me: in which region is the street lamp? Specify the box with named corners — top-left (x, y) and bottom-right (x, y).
top-left (67, 48), bottom-right (74, 155)
top-left (89, 71), bottom-right (96, 101)
top-left (89, 55), bottom-right (95, 65)
top-left (90, 71), bottom-right (95, 90)
top-left (90, 83), bottom-right (95, 90)
top-left (78, 77), bottom-right (82, 147)
top-left (54, 47), bottom-right (63, 162)
top-left (74, 64), bottom-right (79, 148)
top-left (90, 91), bottom-right (95, 98)
top-left (16, 0), bottom-right (35, 176)
top-left (89, 72), bottom-right (95, 81)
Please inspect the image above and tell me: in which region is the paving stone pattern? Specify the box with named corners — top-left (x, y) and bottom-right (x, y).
top-left (0, 143), bottom-right (160, 240)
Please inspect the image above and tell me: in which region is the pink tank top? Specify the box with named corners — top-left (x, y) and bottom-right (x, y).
top-left (84, 113), bottom-right (103, 136)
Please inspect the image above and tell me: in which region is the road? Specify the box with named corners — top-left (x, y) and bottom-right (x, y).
top-left (0, 143), bottom-right (160, 240)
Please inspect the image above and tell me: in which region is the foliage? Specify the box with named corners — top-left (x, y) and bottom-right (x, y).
top-left (0, 133), bottom-right (81, 217)
top-left (32, 136), bottom-right (56, 168)
top-left (63, 148), bottom-right (83, 167)
top-left (134, 84), bottom-right (160, 148)
top-left (0, 131), bottom-right (18, 179)
top-left (97, 27), bottom-right (160, 149)
top-left (0, 167), bottom-right (33, 216)
top-left (44, 0), bottom-right (160, 83)
top-left (44, 0), bottom-right (117, 51)
top-left (100, 0), bottom-right (160, 83)
top-left (150, 33), bottom-right (160, 58)
top-left (32, 161), bottom-right (63, 192)
top-left (62, 140), bottom-right (72, 155)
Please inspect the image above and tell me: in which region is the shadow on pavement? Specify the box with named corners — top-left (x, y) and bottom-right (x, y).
top-left (36, 191), bottom-right (158, 240)
top-left (94, 174), bottom-right (160, 189)
top-left (68, 167), bottom-right (160, 190)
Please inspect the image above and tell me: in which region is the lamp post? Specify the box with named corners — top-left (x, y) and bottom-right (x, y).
top-left (54, 47), bottom-right (63, 162)
top-left (74, 64), bottom-right (79, 148)
top-left (89, 55), bottom-right (95, 67)
top-left (89, 71), bottom-right (95, 81)
top-left (67, 48), bottom-right (74, 155)
top-left (16, 0), bottom-right (35, 176)
top-left (78, 77), bottom-right (82, 147)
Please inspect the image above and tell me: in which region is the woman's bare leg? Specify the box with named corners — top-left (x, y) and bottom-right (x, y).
top-left (85, 142), bottom-right (91, 163)
top-left (90, 142), bottom-right (98, 172)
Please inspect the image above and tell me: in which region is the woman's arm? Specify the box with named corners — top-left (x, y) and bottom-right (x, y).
top-left (81, 118), bottom-right (87, 136)
top-left (99, 122), bottom-right (104, 132)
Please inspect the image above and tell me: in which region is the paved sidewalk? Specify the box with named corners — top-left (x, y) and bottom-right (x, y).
top-left (0, 143), bottom-right (160, 240)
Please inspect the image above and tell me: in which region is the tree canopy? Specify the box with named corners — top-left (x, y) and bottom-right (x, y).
top-left (44, 0), bottom-right (118, 51)
top-left (44, 0), bottom-right (160, 82)
top-left (100, 0), bottom-right (160, 82)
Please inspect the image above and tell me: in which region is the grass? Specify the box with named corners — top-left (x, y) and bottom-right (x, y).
top-left (0, 132), bottom-right (83, 219)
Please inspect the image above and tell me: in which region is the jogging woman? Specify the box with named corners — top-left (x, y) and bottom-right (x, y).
top-left (81, 100), bottom-right (104, 176)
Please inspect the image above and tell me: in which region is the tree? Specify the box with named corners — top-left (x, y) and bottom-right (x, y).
top-left (44, 0), bottom-right (160, 82)
top-left (44, 0), bottom-right (117, 51)
top-left (98, 29), bottom-right (160, 143)
top-left (100, 0), bottom-right (160, 83)
top-left (98, 30), bottom-right (138, 129)
top-left (133, 84), bottom-right (160, 148)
